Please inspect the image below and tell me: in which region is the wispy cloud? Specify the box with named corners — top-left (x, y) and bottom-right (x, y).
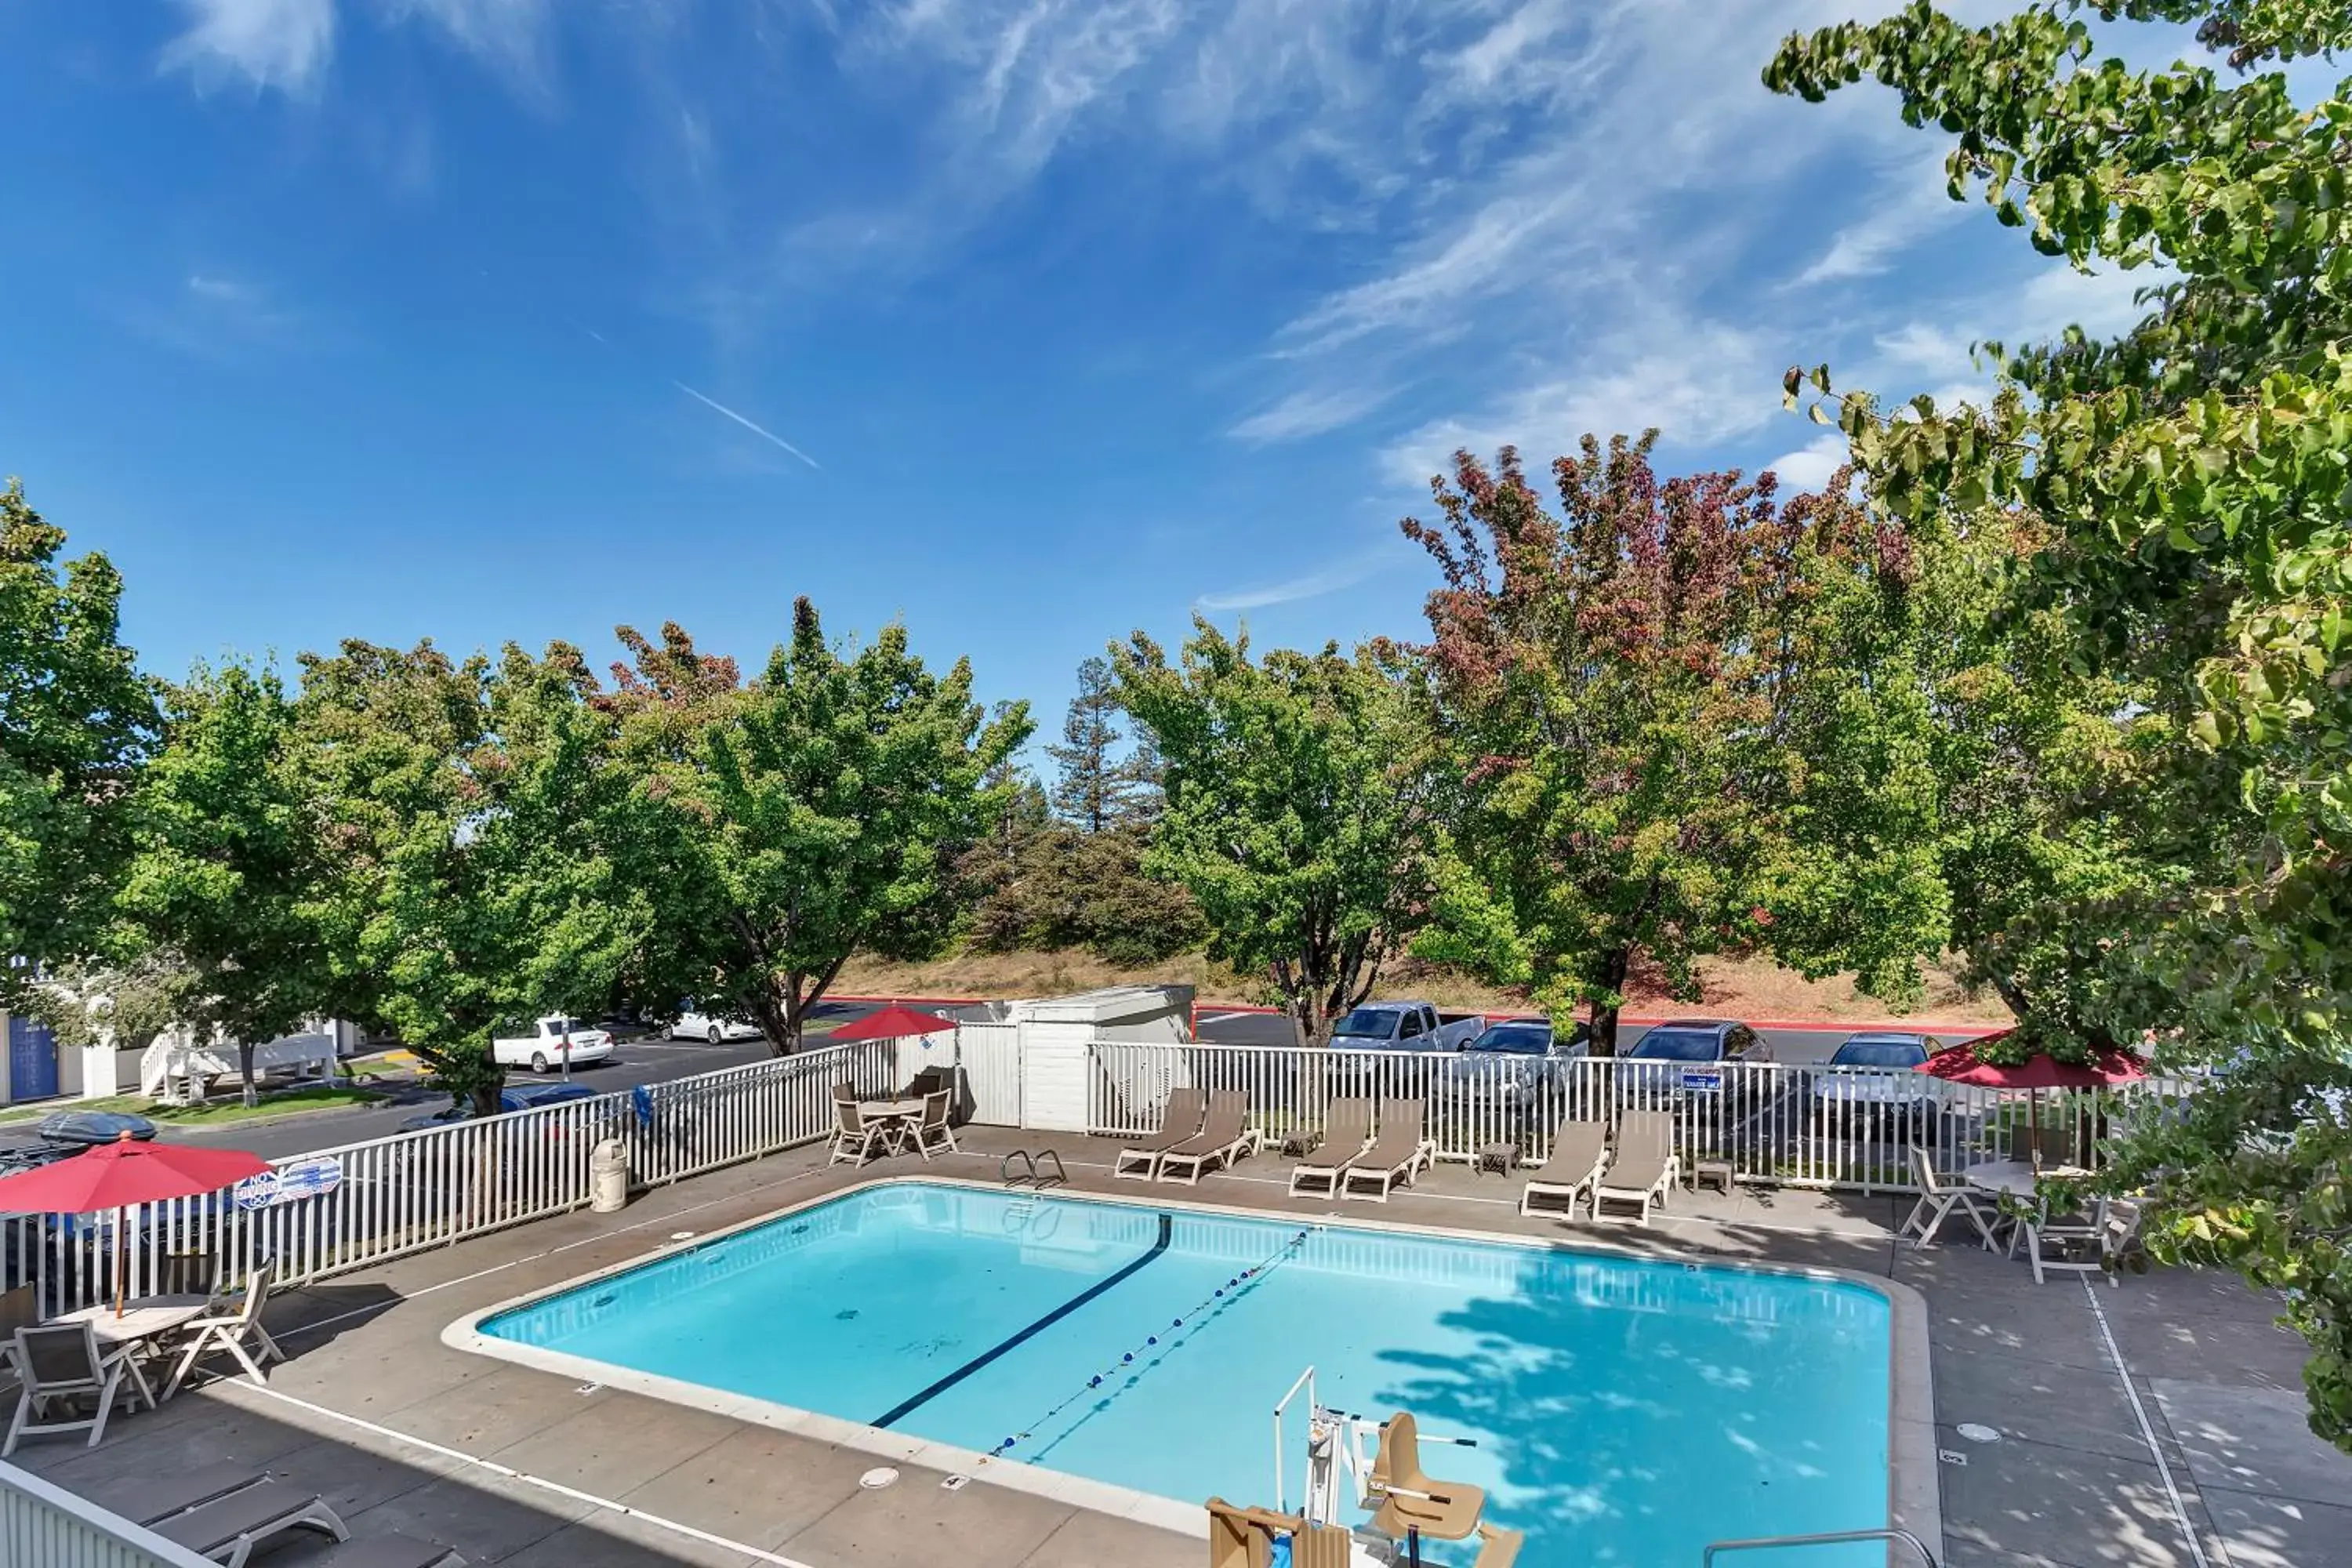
top-left (1196, 554), bottom-right (1385, 612)
top-left (118, 270), bottom-right (325, 360)
top-left (162, 0), bottom-right (336, 94)
top-left (1228, 384), bottom-right (1393, 445)
top-left (673, 381), bottom-right (821, 470)
top-left (1789, 155), bottom-right (1969, 286)
top-left (162, 0), bottom-right (548, 95)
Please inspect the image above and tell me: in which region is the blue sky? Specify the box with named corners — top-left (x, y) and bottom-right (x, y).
top-left (1, 1), bottom-right (2162, 735)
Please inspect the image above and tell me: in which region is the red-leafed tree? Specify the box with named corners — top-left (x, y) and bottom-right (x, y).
top-left (1403, 430), bottom-right (1943, 1053)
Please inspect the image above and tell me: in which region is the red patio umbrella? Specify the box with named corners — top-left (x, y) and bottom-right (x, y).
top-left (1915, 1029), bottom-right (2147, 1088)
top-left (0, 1134), bottom-right (270, 1316)
top-left (829, 1004), bottom-right (959, 1042)
top-left (1916, 1029), bottom-right (2147, 1167)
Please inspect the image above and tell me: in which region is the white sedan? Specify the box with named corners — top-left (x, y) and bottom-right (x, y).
top-left (668, 1011), bottom-right (765, 1044)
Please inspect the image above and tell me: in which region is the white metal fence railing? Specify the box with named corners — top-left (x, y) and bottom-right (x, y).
top-left (1085, 1040), bottom-right (2177, 1192)
top-left (1, 1460), bottom-right (217, 1568)
top-left (1, 1039), bottom-right (909, 1319)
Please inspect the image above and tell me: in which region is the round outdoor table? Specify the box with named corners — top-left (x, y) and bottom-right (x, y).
top-left (858, 1099), bottom-right (927, 1153)
top-left (1963, 1160), bottom-right (2090, 1198)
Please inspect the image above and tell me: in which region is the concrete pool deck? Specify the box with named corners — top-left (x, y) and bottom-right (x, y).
top-left (10, 1127), bottom-right (2346, 1568)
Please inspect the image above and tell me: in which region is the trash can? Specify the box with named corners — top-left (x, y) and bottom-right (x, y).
top-left (590, 1138), bottom-right (630, 1213)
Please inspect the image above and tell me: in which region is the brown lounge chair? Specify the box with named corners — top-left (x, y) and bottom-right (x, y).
top-left (1368, 1411), bottom-right (1486, 1567)
top-left (1155, 1090), bottom-right (1258, 1185)
top-left (1592, 1109), bottom-right (1680, 1225)
top-left (1204, 1498), bottom-right (1351, 1568)
top-left (1338, 1099), bottom-right (1436, 1202)
top-left (1114, 1087), bottom-right (1207, 1180)
top-left (1287, 1098), bottom-right (1374, 1197)
top-left (1519, 1120), bottom-right (1610, 1218)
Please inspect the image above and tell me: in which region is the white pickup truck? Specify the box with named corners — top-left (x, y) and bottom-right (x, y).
top-left (1328, 1000), bottom-right (1486, 1053)
top-left (492, 1015), bottom-right (615, 1074)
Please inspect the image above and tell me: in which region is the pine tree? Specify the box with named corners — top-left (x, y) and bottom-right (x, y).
top-left (1046, 656), bottom-right (1123, 832)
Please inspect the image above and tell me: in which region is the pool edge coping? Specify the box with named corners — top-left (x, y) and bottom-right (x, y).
top-left (441, 1172), bottom-right (1941, 1554)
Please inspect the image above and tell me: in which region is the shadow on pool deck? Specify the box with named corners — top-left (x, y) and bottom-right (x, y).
top-left (5, 1126), bottom-right (2345, 1568)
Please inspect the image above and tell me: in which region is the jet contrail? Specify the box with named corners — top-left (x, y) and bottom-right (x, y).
top-left (673, 380), bottom-right (821, 470)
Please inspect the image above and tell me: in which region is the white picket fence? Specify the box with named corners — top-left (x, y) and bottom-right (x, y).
top-left (1, 1038), bottom-right (910, 1318)
top-left (1085, 1040), bottom-right (2168, 1192)
top-left (1, 1461), bottom-right (216, 1568)
top-left (0, 1026), bottom-right (2182, 1320)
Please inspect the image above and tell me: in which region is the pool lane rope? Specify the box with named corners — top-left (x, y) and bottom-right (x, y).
top-left (987, 1225), bottom-right (1315, 1463)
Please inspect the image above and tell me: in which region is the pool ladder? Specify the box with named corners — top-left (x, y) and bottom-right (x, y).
top-left (1703, 1528), bottom-right (1936, 1566)
top-left (1000, 1148), bottom-right (1068, 1189)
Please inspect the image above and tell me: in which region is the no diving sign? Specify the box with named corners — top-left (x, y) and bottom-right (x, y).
top-left (234, 1156), bottom-right (344, 1210)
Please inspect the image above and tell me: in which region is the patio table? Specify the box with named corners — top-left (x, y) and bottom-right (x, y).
top-left (1964, 1160), bottom-right (2093, 1261)
top-left (45, 1297), bottom-right (212, 1400)
top-left (857, 1098), bottom-right (927, 1154)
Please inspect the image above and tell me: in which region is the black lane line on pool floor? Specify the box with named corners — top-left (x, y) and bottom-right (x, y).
top-left (870, 1211), bottom-right (1174, 1430)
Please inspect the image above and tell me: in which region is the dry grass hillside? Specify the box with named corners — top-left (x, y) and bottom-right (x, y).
top-left (834, 948), bottom-right (2014, 1025)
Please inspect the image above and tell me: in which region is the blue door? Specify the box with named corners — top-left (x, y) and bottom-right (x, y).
top-left (6, 1014), bottom-right (59, 1102)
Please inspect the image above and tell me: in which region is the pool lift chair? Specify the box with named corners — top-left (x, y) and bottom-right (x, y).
top-left (1276, 1373), bottom-right (1510, 1568)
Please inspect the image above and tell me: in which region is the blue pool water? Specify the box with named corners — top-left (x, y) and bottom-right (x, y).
top-left (480, 1183), bottom-right (1891, 1566)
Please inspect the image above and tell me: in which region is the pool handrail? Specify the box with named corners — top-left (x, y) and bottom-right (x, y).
top-left (1702, 1526), bottom-right (1937, 1566)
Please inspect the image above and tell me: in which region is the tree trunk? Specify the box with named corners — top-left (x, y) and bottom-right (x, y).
top-left (238, 1040), bottom-right (259, 1109)
top-left (1588, 946), bottom-right (1633, 1057)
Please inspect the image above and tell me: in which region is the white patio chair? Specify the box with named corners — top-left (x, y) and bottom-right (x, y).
top-left (828, 1086), bottom-right (887, 1166)
top-left (165, 1260), bottom-right (287, 1396)
top-left (1897, 1148), bottom-right (1998, 1249)
top-left (2028, 1196), bottom-right (2115, 1285)
top-left (4, 1321), bottom-right (154, 1455)
top-left (907, 1088), bottom-right (957, 1160)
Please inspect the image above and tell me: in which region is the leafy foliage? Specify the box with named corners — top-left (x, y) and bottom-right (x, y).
top-left (1112, 620), bottom-right (1442, 1047)
top-left (118, 662), bottom-right (339, 1104)
top-left (0, 481), bottom-right (155, 1000)
top-left (293, 640), bottom-right (645, 1112)
top-left (612, 604), bottom-right (1029, 1052)
top-left (1769, 0), bottom-right (2352, 1447)
top-left (1403, 434), bottom-right (1947, 1052)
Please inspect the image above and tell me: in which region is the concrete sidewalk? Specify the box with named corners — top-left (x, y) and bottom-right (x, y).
top-left (10, 1129), bottom-right (2344, 1568)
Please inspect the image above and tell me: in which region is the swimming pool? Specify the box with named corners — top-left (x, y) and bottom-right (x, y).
top-left (463, 1182), bottom-right (1896, 1566)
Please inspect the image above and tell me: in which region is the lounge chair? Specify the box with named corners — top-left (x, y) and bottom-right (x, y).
top-left (1206, 1497), bottom-right (1286, 1568)
top-left (1287, 1098), bottom-right (1374, 1197)
top-left (1203, 1498), bottom-right (1344, 1568)
top-left (1591, 1110), bottom-right (1679, 1225)
top-left (1519, 1120), bottom-right (1610, 1218)
top-left (127, 1461), bottom-right (270, 1526)
top-left (1367, 1412), bottom-right (1485, 1567)
top-left (1155, 1090), bottom-right (1258, 1185)
top-left (1897, 1148), bottom-right (1997, 1249)
top-left (828, 1086), bottom-right (889, 1167)
top-left (166, 1259), bottom-right (288, 1396)
top-left (1339, 1099), bottom-right (1436, 1202)
top-left (1114, 1087), bottom-right (1207, 1180)
top-left (906, 1087), bottom-right (957, 1160)
top-left (148, 1478), bottom-right (348, 1567)
top-left (4, 1322), bottom-right (153, 1456)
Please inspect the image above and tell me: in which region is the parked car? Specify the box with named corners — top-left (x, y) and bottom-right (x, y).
top-left (668, 1009), bottom-right (764, 1044)
top-left (398, 1081), bottom-right (599, 1133)
top-left (0, 1110), bottom-right (162, 1178)
top-left (1451, 1019), bottom-right (1593, 1116)
top-left (1810, 1032), bottom-right (1951, 1127)
top-left (1328, 1001), bottom-right (1486, 1054)
top-left (1620, 1019), bottom-right (1773, 1113)
top-left (492, 1014), bottom-right (615, 1073)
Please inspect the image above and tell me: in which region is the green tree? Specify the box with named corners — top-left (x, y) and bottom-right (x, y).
top-left (615, 602), bottom-right (1029, 1054)
top-left (0, 481), bottom-right (155, 1000)
top-left (1403, 435), bottom-right (1947, 1053)
top-left (118, 662), bottom-right (337, 1105)
top-left (1768, 0), bottom-right (2352, 1446)
top-left (295, 640), bottom-right (646, 1113)
top-left (1112, 621), bottom-right (1442, 1047)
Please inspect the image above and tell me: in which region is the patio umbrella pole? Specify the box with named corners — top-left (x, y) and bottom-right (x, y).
top-left (113, 1203), bottom-right (127, 1318)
